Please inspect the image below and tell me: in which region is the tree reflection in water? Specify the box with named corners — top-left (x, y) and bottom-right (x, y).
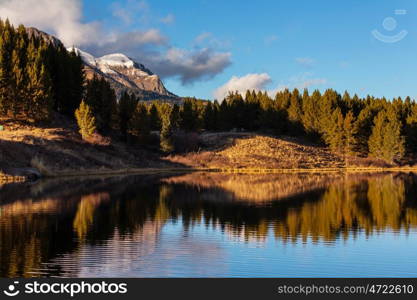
top-left (1, 172), bottom-right (417, 277)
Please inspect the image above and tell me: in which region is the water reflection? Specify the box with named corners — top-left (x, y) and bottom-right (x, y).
top-left (1, 172), bottom-right (417, 277)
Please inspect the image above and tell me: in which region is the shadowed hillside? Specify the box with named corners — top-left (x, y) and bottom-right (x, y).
top-left (0, 116), bottom-right (183, 176)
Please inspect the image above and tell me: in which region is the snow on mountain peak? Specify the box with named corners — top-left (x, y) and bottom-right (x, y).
top-left (97, 53), bottom-right (135, 68)
top-left (67, 47), bottom-right (97, 67)
top-left (66, 48), bottom-right (136, 69)
top-left (65, 47), bottom-right (176, 99)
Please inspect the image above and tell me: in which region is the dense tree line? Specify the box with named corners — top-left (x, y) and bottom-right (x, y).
top-left (114, 89), bottom-right (414, 163)
top-left (0, 19), bottom-right (84, 121)
top-left (202, 89), bottom-right (411, 163)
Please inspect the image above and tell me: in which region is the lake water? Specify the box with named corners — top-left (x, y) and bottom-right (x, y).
top-left (1, 172), bottom-right (417, 277)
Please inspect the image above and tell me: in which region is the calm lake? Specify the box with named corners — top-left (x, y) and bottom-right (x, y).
top-left (1, 172), bottom-right (417, 277)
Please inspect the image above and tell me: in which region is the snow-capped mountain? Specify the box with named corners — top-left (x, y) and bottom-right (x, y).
top-left (68, 47), bottom-right (177, 101)
top-left (23, 27), bottom-right (177, 101)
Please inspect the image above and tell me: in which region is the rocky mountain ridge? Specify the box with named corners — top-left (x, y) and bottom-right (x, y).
top-left (68, 47), bottom-right (178, 101)
top-left (26, 27), bottom-right (178, 101)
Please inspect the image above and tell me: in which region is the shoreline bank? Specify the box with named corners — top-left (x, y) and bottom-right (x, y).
top-left (2, 166), bottom-right (417, 184)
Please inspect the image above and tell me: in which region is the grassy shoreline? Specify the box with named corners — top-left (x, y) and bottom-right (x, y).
top-left (3, 166), bottom-right (417, 184)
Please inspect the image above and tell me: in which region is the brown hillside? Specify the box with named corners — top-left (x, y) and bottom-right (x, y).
top-left (166, 133), bottom-right (389, 169)
top-left (0, 116), bottom-right (179, 177)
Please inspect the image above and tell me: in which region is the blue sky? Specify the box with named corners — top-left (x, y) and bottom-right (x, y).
top-left (3, 0), bottom-right (417, 100)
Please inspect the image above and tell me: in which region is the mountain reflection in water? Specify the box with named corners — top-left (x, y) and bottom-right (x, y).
top-left (1, 172), bottom-right (417, 277)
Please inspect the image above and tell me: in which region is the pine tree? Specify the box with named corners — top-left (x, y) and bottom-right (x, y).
top-left (118, 91), bottom-right (136, 140)
top-left (129, 102), bottom-right (150, 143)
top-left (203, 101), bottom-right (216, 130)
top-left (26, 41), bottom-right (53, 121)
top-left (44, 44), bottom-right (84, 117)
top-left (160, 109), bottom-right (174, 153)
top-left (323, 108), bottom-right (345, 152)
top-left (343, 110), bottom-right (357, 155)
top-left (0, 19), bottom-right (14, 115)
top-left (212, 100), bottom-right (220, 130)
top-left (244, 89), bottom-right (261, 130)
top-left (99, 79), bottom-right (117, 132)
top-left (257, 91), bottom-right (274, 130)
top-left (353, 106), bottom-right (378, 155)
top-left (287, 88), bottom-right (303, 134)
top-left (149, 103), bottom-right (161, 131)
top-left (301, 89), bottom-right (321, 136)
top-left (170, 103), bottom-right (181, 130)
top-left (318, 89), bottom-right (339, 137)
top-left (227, 92), bottom-right (246, 129)
top-left (368, 108), bottom-right (405, 162)
top-left (405, 104), bottom-right (417, 152)
top-left (218, 96), bottom-right (232, 130)
top-left (245, 90), bottom-right (254, 103)
top-left (287, 89), bottom-right (302, 122)
top-left (85, 75), bottom-right (117, 132)
top-left (75, 101), bottom-right (96, 139)
top-left (368, 110), bottom-right (387, 160)
top-left (10, 25), bottom-right (28, 117)
top-left (67, 49), bottom-right (85, 115)
top-left (383, 107), bottom-right (405, 162)
top-left (180, 98), bottom-right (198, 131)
top-left (275, 88), bottom-right (291, 110)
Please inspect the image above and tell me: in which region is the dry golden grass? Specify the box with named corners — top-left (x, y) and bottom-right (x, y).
top-left (0, 117), bottom-right (179, 178)
top-left (218, 135), bottom-right (345, 168)
top-left (167, 134), bottom-right (348, 169)
top-left (166, 133), bottom-right (399, 171)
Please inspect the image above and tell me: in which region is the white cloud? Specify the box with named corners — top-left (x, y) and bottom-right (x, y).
top-left (151, 48), bottom-right (232, 85)
top-left (0, 0), bottom-right (102, 47)
top-left (213, 73), bottom-right (272, 100)
top-left (159, 13), bottom-right (175, 24)
top-left (0, 0), bottom-right (231, 85)
top-left (295, 57), bottom-right (315, 68)
top-left (98, 29), bottom-right (167, 52)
